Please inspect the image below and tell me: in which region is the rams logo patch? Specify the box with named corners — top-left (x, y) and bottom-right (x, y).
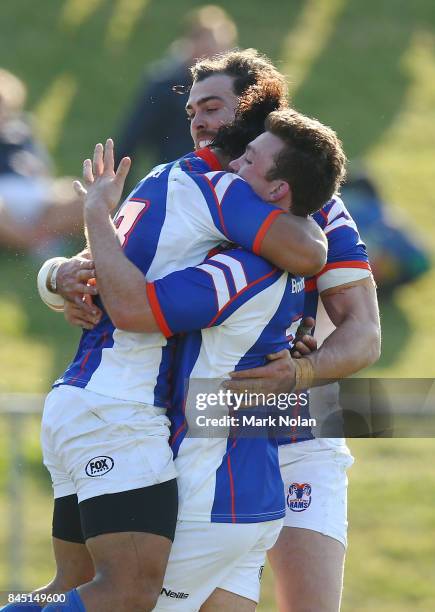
top-left (287, 483), bottom-right (312, 512)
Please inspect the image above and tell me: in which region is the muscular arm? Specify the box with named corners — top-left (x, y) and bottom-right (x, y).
top-left (226, 276), bottom-right (381, 394)
top-left (260, 214), bottom-right (327, 278)
top-left (303, 276), bottom-right (381, 385)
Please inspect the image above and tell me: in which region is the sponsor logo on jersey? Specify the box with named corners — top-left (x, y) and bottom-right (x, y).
top-left (287, 482), bottom-right (312, 512)
top-left (291, 278), bottom-right (305, 294)
top-left (161, 588), bottom-right (189, 599)
top-left (85, 456), bottom-right (114, 477)
top-left (258, 565), bottom-right (264, 582)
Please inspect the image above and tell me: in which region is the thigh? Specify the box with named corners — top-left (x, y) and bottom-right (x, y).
top-left (50, 537), bottom-right (94, 589)
top-left (34, 495), bottom-right (94, 595)
top-left (200, 588), bottom-right (256, 612)
top-left (268, 527), bottom-right (345, 612)
top-left (46, 386), bottom-right (177, 503)
top-left (85, 530), bottom-right (172, 585)
top-left (81, 482), bottom-right (178, 591)
top-left (279, 439), bottom-right (354, 546)
top-left (217, 520), bottom-right (282, 607)
top-left (154, 522), bottom-right (262, 612)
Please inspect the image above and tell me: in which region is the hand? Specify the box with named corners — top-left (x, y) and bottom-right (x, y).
top-left (64, 299), bottom-right (102, 330)
top-left (56, 257), bottom-right (98, 306)
top-left (73, 139), bottom-right (131, 214)
top-left (223, 349), bottom-right (296, 404)
top-left (292, 317), bottom-right (317, 358)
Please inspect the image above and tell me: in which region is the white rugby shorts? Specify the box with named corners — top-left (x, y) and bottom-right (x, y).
top-left (41, 385), bottom-right (176, 502)
top-left (154, 519), bottom-right (283, 611)
top-left (279, 437), bottom-right (354, 547)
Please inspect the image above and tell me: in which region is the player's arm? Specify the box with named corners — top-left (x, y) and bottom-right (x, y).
top-left (226, 205), bottom-right (381, 392)
top-left (295, 275), bottom-right (381, 386)
top-left (212, 177), bottom-right (327, 277)
top-left (259, 214), bottom-right (327, 278)
top-left (226, 276), bottom-right (380, 393)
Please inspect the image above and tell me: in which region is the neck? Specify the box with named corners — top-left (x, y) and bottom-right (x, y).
top-left (210, 147), bottom-right (232, 170)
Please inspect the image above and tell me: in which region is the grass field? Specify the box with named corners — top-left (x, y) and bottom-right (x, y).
top-left (1, 0), bottom-right (435, 609)
top-left (1, 426), bottom-right (435, 611)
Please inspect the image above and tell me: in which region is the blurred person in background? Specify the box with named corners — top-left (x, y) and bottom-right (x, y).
top-left (115, 5), bottom-right (238, 174)
top-left (340, 168), bottom-right (430, 296)
top-left (0, 68), bottom-right (83, 256)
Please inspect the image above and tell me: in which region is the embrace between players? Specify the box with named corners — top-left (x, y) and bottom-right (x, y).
top-left (15, 50), bottom-right (379, 612)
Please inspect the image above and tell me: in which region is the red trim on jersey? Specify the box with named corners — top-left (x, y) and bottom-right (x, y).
top-left (252, 209), bottom-right (285, 255)
top-left (195, 147), bottom-right (223, 171)
top-left (317, 260), bottom-right (371, 278)
top-left (171, 421), bottom-right (187, 447)
top-left (146, 283), bottom-right (173, 338)
top-left (68, 350), bottom-right (92, 385)
top-left (319, 208), bottom-right (329, 222)
top-left (207, 267), bottom-right (279, 327)
top-left (305, 278), bottom-right (317, 292)
top-left (227, 448), bottom-right (237, 523)
top-left (207, 246), bottom-right (224, 258)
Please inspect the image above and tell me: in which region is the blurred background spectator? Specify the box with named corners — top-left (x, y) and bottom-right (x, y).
top-left (341, 169), bottom-right (430, 295)
top-left (0, 68), bottom-right (83, 256)
top-left (115, 4), bottom-right (238, 178)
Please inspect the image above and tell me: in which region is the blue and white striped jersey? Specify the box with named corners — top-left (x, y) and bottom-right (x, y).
top-left (150, 246), bottom-right (306, 523)
top-left (278, 195), bottom-right (372, 446)
top-left (53, 149), bottom-right (284, 407)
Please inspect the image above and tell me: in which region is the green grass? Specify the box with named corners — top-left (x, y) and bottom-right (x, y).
top-left (1, 431), bottom-right (435, 611)
top-left (1, 0), bottom-right (435, 608)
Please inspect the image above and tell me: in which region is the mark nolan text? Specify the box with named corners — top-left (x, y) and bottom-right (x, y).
top-left (196, 415), bottom-right (316, 427)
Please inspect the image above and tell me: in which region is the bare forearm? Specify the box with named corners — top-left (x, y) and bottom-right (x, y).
top-left (305, 316), bottom-right (380, 387)
top-left (85, 206), bottom-right (155, 331)
top-left (304, 279), bottom-right (381, 386)
top-left (260, 214), bottom-right (327, 277)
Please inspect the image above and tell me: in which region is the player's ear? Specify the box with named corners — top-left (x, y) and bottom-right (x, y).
top-left (269, 180), bottom-right (290, 203)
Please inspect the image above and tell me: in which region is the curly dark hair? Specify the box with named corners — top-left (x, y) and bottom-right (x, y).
top-left (191, 49), bottom-right (289, 159)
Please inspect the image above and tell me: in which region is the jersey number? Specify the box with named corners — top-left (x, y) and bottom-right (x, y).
top-left (114, 199), bottom-right (150, 247)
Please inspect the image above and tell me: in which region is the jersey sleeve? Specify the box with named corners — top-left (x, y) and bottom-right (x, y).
top-left (146, 249), bottom-right (281, 338)
top-left (312, 197), bottom-right (372, 293)
top-left (190, 171), bottom-right (285, 255)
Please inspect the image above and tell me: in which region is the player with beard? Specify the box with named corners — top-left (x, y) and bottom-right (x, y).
top-left (63, 109), bottom-right (347, 612)
top-left (26, 52), bottom-right (326, 612)
top-left (37, 49), bottom-right (379, 612)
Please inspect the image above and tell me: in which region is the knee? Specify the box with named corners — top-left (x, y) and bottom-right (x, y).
top-left (123, 589), bottom-right (160, 612)
top-left (39, 568), bottom-right (94, 596)
top-left (96, 569), bottom-right (161, 612)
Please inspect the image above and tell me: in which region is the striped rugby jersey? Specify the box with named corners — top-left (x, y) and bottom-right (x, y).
top-left (150, 246), bottom-right (306, 523)
top-left (278, 195), bottom-right (372, 446)
top-left (53, 149), bottom-right (284, 407)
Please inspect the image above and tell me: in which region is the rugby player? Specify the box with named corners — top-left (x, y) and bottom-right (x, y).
top-left (36, 49), bottom-right (379, 611)
top-left (26, 53), bottom-right (327, 612)
top-left (66, 109), bottom-right (346, 611)
top-left (182, 49), bottom-right (380, 612)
